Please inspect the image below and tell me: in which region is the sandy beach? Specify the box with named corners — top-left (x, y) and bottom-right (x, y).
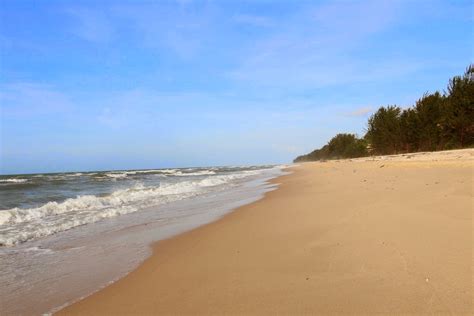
top-left (59, 149), bottom-right (473, 315)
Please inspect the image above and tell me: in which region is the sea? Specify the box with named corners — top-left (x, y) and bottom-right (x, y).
top-left (0, 165), bottom-right (287, 314)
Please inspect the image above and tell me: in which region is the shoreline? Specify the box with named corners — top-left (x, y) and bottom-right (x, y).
top-left (56, 173), bottom-right (285, 314)
top-left (51, 170), bottom-right (290, 314)
top-left (57, 168), bottom-right (294, 315)
top-left (59, 149), bottom-right (472, 314)
top-left (1, 166), bottom-right (285, 315)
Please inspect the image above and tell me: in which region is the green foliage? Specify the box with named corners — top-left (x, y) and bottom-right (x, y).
top-left (294, 133), bottom-right (367, 162)
top-left (399, 107), bottom-right (420, 152)
top-left (442, 65), bottom-right (474, 147)
top-left (294, 64), bottom-right (474, 162)
top-left (412, 92), bottom-right (444, 151)
top-left (366, 105), bottom-right (402, 155)
top-left (327, 133), bottom-right (367, 158)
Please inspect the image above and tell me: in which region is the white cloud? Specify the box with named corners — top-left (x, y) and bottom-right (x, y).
top-left (344, 106), bottom-right (373, 117)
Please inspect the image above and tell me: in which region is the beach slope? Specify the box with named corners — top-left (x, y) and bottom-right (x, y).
top-left (60, 149), bottom-right (473, 315)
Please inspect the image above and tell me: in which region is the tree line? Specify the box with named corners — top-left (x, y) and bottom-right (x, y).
top-left (294, 64), bottom-right (474, 162)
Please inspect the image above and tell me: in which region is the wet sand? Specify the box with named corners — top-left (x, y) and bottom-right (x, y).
top-left (59, 149), bottom-right (473, 315)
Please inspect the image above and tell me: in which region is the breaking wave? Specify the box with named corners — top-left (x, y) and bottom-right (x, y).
top-left (0, 170), bottom-right (263, 246)
top-left (0, 179), bottom-right (29, 184)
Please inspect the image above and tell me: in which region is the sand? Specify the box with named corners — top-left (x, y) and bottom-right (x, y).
top-left (59, 149), bottom-right (473, 315)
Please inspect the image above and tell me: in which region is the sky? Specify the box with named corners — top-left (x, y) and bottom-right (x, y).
top-left (0, 0), bottom-right (472, 174)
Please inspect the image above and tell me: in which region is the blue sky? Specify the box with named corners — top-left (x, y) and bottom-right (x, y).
top-left (0, 0), bottom-right (472, 174)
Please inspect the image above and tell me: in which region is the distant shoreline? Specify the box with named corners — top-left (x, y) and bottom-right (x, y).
top-left (59, 149), bottom-right (473, 314)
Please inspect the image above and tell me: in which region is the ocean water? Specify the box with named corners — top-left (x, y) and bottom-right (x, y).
top-left (0, 165), bottom-right (286, 314)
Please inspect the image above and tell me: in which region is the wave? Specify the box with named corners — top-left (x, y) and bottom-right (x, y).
top-left (136, 169), bottom-right (176, 174)
top-left (104, 173), bottom-right (128, 179)
top-left (0, 178), bottom-right (29, 184)
top-left (0, 170), bottom-right (264, 246)
top-left (98, 169), bottom-right (217, 179)
top-left (174, 170), bottom-right (216, 176)
top-left (157, 169), bottom-right (178, 174)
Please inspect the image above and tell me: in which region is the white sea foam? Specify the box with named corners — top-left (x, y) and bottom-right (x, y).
top-left (158, 169), bottom-right (178, 173)
top-left (103, 169), bottom-right (180, 178)
top-left (97, 169), bottom-right (219, 179)
top-left (0, 179), bottom-right (28, 183)
top-left (0, 212), bottom-right (12, 225)
top-left (104, 173), bottom-right (128, 179)
top-left (0, 170), bottom-right (266, 246)
top-left (174, 170), bottom-right (216, 176)
top-left (128, 169), bottom-right (178, 175)
top-left (135, 169), bottom-right (172, 174)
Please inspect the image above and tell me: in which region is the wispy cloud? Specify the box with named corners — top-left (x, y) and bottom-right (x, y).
top-left (97, 107), bottom-right (127, 129)
top-left (111, 3), bottom-right (216, 59)
top-left (343, 106), bottom-right (373, 117)
top-left (311, 0), bottom-right (401, 38)
top-left (66, 8), bottom-right (114, 42)
top-left (0, 83), bottom-right (74, 117)
top-left (233, 14), bottom-right (273, 27)
top-left (65, 3), bottom-right (209, 57)
top-left (228, 0), bottom-right (415, 89)
top-left (1, 0), bottom-right (471, 172)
